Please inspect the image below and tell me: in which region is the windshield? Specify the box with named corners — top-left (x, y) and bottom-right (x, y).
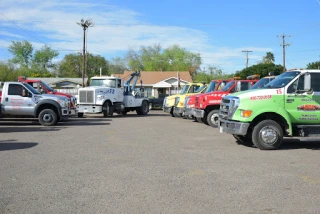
top-left (222, 81), bottom-right (235, 92)
top-left (23, 83), bottom-right (40, 94)
top-left (195, 85), bottom-right (206, 93)
top-left (179, 85), bottom-right (189, 94)
top-left (264, 71), bottom-right (300, 89)
top-left (251, 77), bottom-right (274, 89)
top-left (41, 81), bottom-right (54, 91)
top-left (205, 81), bottom-right (217, 93)
top-left (90, 79), bottom-right (116, 87)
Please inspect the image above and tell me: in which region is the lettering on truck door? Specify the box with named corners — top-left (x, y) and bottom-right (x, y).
top-left (4, 83), bottom-right (34, 115)
top-left (285, 73), bottom-right (320, 124)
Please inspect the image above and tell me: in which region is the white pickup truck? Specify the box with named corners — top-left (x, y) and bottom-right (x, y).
top-left (0, 82), bottom-right (71, 126)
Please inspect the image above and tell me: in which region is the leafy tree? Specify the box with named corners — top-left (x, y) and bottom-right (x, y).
top-left (8, 40), bottom-right (33, 67)
top-left (109, 57), bottom-right (128, 74)
top-left (193, 66), bottom-right (231, 83)
top-left (32, 45), bottom-right (59, 73)
top-left (58, 53), bottom-right (109, 78)
top-left (125, 44), bottom-right (202, 77)
top-left (0, 62), bottom-right (17, 81)
top-left (234, 63), bottom-right (283, 79)
top-left (261, 52), bottom-right (275, 64)
top-left (306, 61), bottom-right (320, 69)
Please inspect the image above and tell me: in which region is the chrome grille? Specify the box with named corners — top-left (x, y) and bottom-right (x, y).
top-left (219, 96), bottom-right (239, 120)
top-left (79, 90), bottom-right (94, 103)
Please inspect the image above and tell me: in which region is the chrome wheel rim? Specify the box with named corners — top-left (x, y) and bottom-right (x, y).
top-left (259, 126), bottom-right (278, 145)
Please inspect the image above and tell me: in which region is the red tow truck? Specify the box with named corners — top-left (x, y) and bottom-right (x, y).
top-left (193, 77), bottom-right (258, 127)
top-left (184, 79), bottom-right (228, 118)
top-left (18, 76), bottom-right (77, 116)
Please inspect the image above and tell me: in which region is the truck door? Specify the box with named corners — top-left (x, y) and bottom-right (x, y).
top-left (3, 83), bottom-right (34, 116)
top-left (116, 79), bottom-right (124, 102)
top-left (285, 73), bottom-right (320, 124)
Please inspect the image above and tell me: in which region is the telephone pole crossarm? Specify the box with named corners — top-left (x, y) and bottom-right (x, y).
top-left (277, 34), bottom-right (291, 72)
top-left (242, 50), bottom-right (252, 68)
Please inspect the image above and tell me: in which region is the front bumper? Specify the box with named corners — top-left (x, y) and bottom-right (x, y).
top-left (219, 118), bottom-right (250, 135)
top-left (184, 107), bottom-right (194, 116)
top-left (61, 107), bottom-right (70, 116)
top-left (193, 109), bottom-right (205, 118)
top-left (163, 106), bottom-right (172, 113)
top-left (173, 107), bottom-right (184, 114)
top-left (69, 108), bottom-right (78, 116)
top-left (78, 105), bottom-right (103, 114)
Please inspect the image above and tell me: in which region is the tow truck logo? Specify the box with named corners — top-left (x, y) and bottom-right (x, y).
top-left (297, 104), bottom-right (320, 111)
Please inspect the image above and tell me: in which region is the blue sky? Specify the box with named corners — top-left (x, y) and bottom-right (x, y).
top-left (1, 0), bottom-right (320, 74)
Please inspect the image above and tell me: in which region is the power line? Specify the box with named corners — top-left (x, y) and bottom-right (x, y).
top-left (277, 34), bottom-right (291, 71)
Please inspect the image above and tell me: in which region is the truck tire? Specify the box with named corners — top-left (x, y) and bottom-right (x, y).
top-left (103, 101), bottom-right (113, 117)
top-left (252, 120), bottom-right (283, 150)
top-left (233, 134), bottom-right (253, 147)
top-left (78, 113), bottom-right (84, 118)
top-left (39, 109), bottom-right (58, 126)
top-left (207, 110), bottom-right (219, 128)
top-left (136, 100), bottom-right (149, 115)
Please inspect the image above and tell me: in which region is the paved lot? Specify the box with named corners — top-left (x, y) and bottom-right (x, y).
top-left (0, 110), bottom-right (320, 214)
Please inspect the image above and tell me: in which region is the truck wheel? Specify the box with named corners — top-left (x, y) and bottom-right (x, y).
top-left (252, 120), bottom-right (283, 150)
top-left (207, 110), bottom-right (219, 128)
top-left (233, 134), bottom-right (253, 147)
top-left (103, 102), bottom-right (113, 117)
top-left (137, 100), bottom-right (149, 115)
top-left (39, 109), bottom-right (58, 126)
top-left (78, 113), bottom-right (84, 118)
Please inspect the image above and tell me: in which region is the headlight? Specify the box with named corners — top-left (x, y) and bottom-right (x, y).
top-left (58, 98), bottom-right (69, 108)
top-left (97, 95), bottom-right (105, 101)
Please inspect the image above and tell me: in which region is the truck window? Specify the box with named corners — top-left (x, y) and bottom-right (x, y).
top-left (8, 84), bottom-right (23, 96)
top-left (311, 73), bottom-right (320, 91)
top-left (240, 82), bottom-right (251, 91)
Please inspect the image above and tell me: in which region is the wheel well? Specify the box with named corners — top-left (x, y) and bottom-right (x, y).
top-left (36, 104), bottom-right (59, 119)
top-left (250, 112), bottom-right (289, 135)
top-left (103, 100), bottom-right (112, 107)
top-left (205, 105), bottom-right (220, 113)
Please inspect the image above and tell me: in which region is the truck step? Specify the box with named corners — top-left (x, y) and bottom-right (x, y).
top-left (296, 125), bottom-right (320, 137)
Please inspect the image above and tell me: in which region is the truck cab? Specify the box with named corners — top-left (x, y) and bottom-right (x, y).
top-left (184, 80), bottom-right (228, 118)
top-left (193, 79), bottom-right (257, 127)
top-left (219, 69), bottom-right (320, 150)
top-left (163, 83), bottom-right (205, 117)
top-left (18, 76), bottom-right (77, 116)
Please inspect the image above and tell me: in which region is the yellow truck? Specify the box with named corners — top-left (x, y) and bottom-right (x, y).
top-left (163, 83), bottom-right (206, 117)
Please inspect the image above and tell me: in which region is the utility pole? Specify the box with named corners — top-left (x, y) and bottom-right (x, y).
top-left (277, 34), bottom-right (291, 72)
top-left (242, 50), bottom-right (252, 68)
top-left (77, 19), bottom-right (94, 87)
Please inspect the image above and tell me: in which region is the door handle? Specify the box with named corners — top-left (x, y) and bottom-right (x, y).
top-left (5, 97), bottom-right (8, 102)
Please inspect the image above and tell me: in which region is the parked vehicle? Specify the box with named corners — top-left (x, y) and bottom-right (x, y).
top-left (163, 82), bottom-right (206, 117)
top-left (193, 78), bottom-right (257, 127)
top-left (184, 80), bottom-right (228, 118)
top-left (18, 76), bottom-right (77, 116)
top-left (219, 69), bottom-right (320, 150)
top-left (0, 82), bottom-right (70, 126)
top-left (149, 94), bottom-right (167, 110)
top-left (77, 71), bottom-right (149, 117)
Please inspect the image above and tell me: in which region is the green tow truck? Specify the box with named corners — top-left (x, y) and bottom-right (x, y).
top-left (219, 69), bottom-right (320, 150)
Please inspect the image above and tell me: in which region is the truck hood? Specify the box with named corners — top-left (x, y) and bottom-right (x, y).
top-left (197, 90), bottom-right (226, 99)
top-left (228, 88), bottom-right (269, 98)
top-left (36, 94), bottom-right (68, 101)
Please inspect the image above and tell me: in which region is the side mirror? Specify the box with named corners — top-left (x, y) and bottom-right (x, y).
top-left (236, 82), bottom-right (241, 92)
top-left (220, 82), bottom-right (225, 89)
top-left (304, 73), bottom-right (311, 91)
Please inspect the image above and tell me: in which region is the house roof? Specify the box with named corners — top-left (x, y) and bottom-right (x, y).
top-left (114, 71), bottom-right (193, 85)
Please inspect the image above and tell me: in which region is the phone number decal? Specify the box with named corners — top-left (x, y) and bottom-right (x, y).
top-left (250, 95), bottom-right (272, 100)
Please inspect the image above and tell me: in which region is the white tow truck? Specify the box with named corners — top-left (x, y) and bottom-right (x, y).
top-left (77, 71), bottom-right (149, 117)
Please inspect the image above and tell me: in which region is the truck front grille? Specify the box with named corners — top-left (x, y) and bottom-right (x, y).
top-left (219, 96), bottom-right (239, 120)
top-left (79, 90), bottom-right (94, 103)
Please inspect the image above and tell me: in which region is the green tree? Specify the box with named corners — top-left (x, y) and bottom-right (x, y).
top-left (0, 62), bottom-right (17, 81)
top-left (261, 52), bottom-right (275, 64)
top-left (193, 66), bottom-right (231, 83)
top-left (234, 63), bottom-right (283, 79)
top-left (86, 53), bottom-right (109, 78)
top-left (125, 44), bottom-right (202, 77)
top-left (306, 61), bottom-right (320, 69)
top-left (8, 40), bottom-right (33, 67)
top-left (32, 45), bottom-right (59, 73)
top-left (109, 57), bottom-right (128, 74)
